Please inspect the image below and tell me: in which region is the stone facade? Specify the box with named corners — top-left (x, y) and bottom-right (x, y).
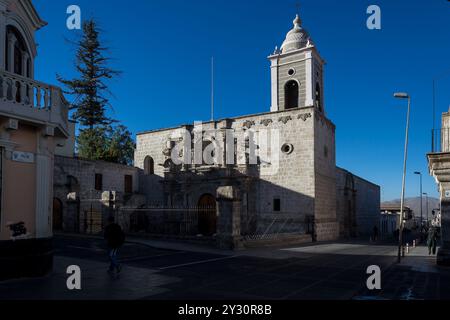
top-left (52, 13), bottom-right (380, 249)
top-left (132, 15), bottom-right (374, 247)
top-left (336, 167), bottom-right (381, 238)
top-left (135, 106), bottom-right (338, 244)
top-left (53, 155), bottom-right (141, 233)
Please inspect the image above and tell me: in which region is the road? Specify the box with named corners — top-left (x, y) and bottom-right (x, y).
top-left (0, 235), bottom-right (411, 300)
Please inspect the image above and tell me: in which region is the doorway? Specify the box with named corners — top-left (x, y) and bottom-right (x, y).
top-left (53, 198), bottom-right (63, 231)
top-left (198, 194), bottom-right (217, 236)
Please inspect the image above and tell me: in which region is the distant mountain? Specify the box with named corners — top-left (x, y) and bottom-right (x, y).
top-left (382, 197), bottom-right (440, 219)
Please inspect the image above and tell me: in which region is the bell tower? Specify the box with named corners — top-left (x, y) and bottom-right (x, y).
top-left (268, 14), bottom-right (325, 113)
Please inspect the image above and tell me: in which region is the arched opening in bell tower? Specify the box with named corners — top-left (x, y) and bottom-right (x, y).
top-left (284, 80), bottom-right (299, 110)
top-left (315, 82), bottom-right (322, 112)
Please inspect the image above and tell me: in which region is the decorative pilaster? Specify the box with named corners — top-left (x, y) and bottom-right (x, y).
top-left (269, 56), bottom-right (279, 112)
top-left (0, 10), bottom-right (6, 70)
top-left (35, 130), bottom-right (53, 238)
top-left (22, 51), bottom-right (29, 77)
top-left (304, 51), bottom-right (314, 107)
top-left (7, 32), bottom-right (16, 73)
top-left (216, 185), bottom-right (242, 250)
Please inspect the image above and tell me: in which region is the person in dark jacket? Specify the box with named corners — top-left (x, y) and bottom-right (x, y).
top-left (104, 217), bottom-right (125, 274)
top-left (427, 226), bottom-right (438, 256)
top-left (372, 226), bottom-right (379, 242)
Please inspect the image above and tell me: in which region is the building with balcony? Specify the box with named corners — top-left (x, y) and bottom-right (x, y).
top-left (0, 0), bottom-right (70, 280)
top-left (428, 111), bottom-right (450, 266)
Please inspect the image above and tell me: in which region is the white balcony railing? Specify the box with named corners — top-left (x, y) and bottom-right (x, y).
top-left (0, 70), bottom-right (69, 135)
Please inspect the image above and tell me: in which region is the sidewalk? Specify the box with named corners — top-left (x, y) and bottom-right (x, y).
top-left (0, 256), bottom-right (179, 300)
top-left (355, 245), bottom-right (450, 300)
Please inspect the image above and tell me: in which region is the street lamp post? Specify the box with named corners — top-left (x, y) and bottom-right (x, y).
top-left (423, 192), bottom-right (429, 226)
top-left (394, 92), bottom-right (411, 263)
top-left (414, 172), bottom-right (423, 227)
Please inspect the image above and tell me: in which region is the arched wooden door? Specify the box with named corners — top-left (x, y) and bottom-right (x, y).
top-left (198, 194), bottom-right (217, 236)
top-left (53, 198), bottom-right (63, 231)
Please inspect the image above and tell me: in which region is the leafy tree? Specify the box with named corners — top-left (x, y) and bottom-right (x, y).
top-left (76, 127), bottom-right (109, 161)
top-left (77, 126), bottom-right (135, 165)
top-left (103, 125), bottom-right (136, 166)
top-left (58, 19), bottom-right (119, 129)
top-left (58, 19), bottom-right (135, 165)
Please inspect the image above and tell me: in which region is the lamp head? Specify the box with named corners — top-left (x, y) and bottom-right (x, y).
top-left (394, 92), bottom-right (409, 99)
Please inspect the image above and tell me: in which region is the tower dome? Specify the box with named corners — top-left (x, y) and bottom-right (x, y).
top-left (280, 14), bottom-right (311, 53)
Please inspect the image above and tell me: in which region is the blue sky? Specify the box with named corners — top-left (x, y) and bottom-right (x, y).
top-left (33, 0), bottom-right (450, 201)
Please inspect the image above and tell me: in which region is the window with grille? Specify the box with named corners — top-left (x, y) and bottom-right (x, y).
top-left (124, 175), bottom-right (133, 194)
top-left (95, 174), bottom-right (103, 191)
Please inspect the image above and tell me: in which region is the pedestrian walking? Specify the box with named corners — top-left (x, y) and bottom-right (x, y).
top-left (427, 226), bottom-right (438, 256)
top-left (104, 216), bottom-right (125, 275)
top-left (372, 225), bottom-right (379, 242)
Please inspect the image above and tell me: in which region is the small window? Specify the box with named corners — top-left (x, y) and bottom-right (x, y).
top-left (324, 146), bottom-right (329, 158)
top-left (281, 143), bottom-right (294, 155)
top-left (144, 156), bottom-right (154, 175)
top-left (94, 174), bottom-right (103, 191)
top-left (273, 198), bottom-right (281, 212)
top-left (288, 68), bottom-right (295, 76)
top-left (124, 175), bottom-right (133, 194)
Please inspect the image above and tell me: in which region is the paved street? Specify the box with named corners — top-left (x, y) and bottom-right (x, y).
top-left (0, 235), bottom-right (449, 300)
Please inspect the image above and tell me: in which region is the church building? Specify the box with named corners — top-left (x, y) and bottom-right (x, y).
top-left (134, 14), bottom-right (380, 248)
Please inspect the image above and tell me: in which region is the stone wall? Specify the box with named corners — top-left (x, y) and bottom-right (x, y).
top-left (336, 167), bottom-right (380, 238)
top-left (135, 106), bottom-right (339, 242)
top-left (135, 127), bottom-right (175, 205)
top-left (53, 156), bottom-right (141, 232)
top-left (314, 112), bottom-right (338, 241)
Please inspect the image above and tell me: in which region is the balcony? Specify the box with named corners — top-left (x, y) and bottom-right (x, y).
top-left (0, 70), bottom-right (69, 137)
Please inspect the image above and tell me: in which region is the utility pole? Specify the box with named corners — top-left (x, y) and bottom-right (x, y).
top-left (394, 92), bottom-right (411, 263)
top-left (211, 56), bottom-right (214, 122)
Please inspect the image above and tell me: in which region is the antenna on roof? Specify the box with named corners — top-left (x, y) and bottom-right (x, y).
top-left (211, 56), bottom-right (215, 122)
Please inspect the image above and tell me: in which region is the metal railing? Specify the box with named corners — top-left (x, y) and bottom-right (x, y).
top-left (242, 214), bottom-right (312, 241)
top-left (116, 206), bottom-right (217, 237)
top-left (114, 207), bottom-right (312, 241)
top-left (431, 128), bottom-right (450, 153)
